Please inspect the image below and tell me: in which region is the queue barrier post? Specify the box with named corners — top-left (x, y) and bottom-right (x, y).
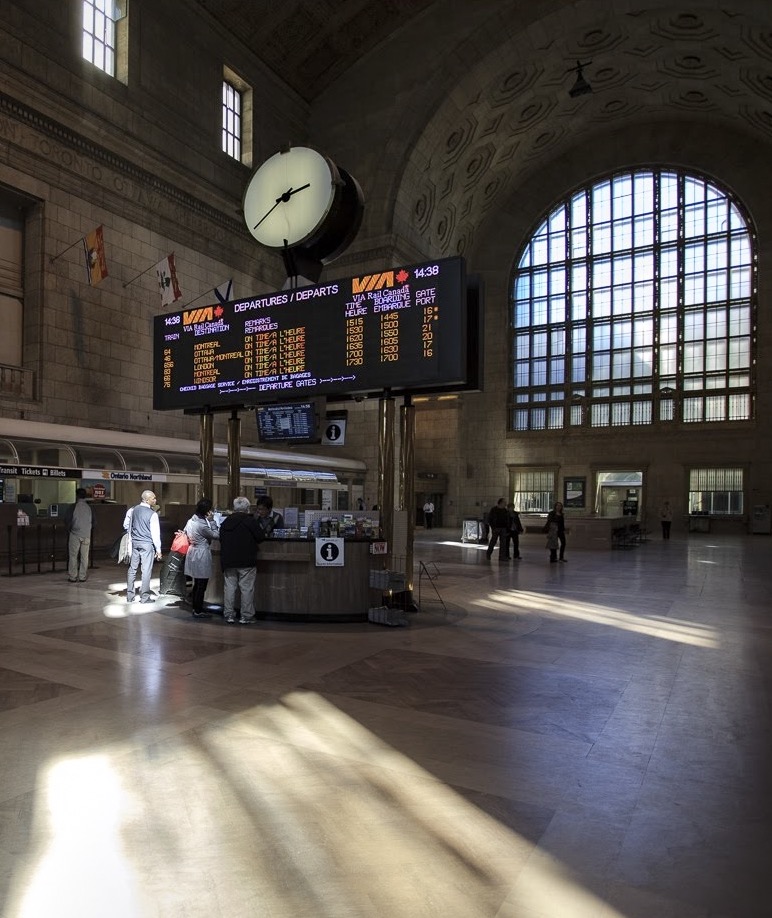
top-left (5, 525), bottom-right (12, 577)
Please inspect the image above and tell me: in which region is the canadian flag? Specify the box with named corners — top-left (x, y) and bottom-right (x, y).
top-left (155, 253), bottom-right (182, 306)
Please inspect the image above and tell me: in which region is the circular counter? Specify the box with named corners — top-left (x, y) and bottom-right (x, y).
top-left (204, 538), bottom-right (376, 622)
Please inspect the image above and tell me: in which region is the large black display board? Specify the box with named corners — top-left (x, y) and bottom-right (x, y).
top-left (154, 256), bottom-right (467, 410)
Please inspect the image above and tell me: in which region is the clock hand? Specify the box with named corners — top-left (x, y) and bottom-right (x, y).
top-left (254, 198), bottom-right (282, 229)
top-left (253, 183), bottom-right (311, 229)
top-left (281, 182), bottom-right (310, 200)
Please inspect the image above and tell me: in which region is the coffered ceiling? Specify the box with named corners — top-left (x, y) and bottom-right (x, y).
top-left (194, 1), bottom-right (772, 259)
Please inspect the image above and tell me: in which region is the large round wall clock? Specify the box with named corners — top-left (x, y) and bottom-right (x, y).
top-left (242, 145), bottom-right (364, 277)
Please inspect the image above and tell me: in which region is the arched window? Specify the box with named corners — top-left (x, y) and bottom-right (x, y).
top-left (510, 169), bottom-right (756, 430)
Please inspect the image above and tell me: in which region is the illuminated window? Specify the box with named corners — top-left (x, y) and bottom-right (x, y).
top-left (222, 67), bottom-right (253, 167)
top-left (222, 82), bottom-right (241, 160)
top-left (511, 170), bottom-right (755, 430)
top-left (688, 467), bottom-right (743, 515)
top-left (82, 0), bottom-right (124, 77)
top-left (510, 469), bottom-right (555, 513)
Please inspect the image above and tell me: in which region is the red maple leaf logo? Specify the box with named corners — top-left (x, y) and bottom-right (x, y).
top-left (396, 269), bottom-right (409, 284)
top-left (214, 305), bottom-right (224, 318)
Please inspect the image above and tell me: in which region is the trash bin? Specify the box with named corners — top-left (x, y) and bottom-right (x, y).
top-left (462, 519), bottom-right (484, 543)
top-left (159, 550), bottom-right (188, 597)
top-left (751, 505), bottom-right (772, 534)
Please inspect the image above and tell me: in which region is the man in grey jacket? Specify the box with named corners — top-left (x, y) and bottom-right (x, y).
top-left (65, 487), bottom-right (92, 582)
top-left (124, 490), bottom-right (162, 603)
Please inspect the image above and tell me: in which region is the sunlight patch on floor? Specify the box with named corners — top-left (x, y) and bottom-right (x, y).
top-left (472, 590), bottom-right (719, 648)
top-left (11, 756), bottom-right (149, 917)
top-left (7, 692), bottom-right (629, 918)
top-left (103, 578), bottom-right (167, 618)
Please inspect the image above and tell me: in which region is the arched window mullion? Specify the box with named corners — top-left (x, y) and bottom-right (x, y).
top-left (510, 166), bottom-right (754, 433)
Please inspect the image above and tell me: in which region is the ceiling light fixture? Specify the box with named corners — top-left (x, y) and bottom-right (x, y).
top-left (568, 60), bottom-right (593, 98)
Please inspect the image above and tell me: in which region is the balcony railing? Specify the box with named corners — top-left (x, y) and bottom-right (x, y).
top-left (0, 364), bottom-right (35, 399)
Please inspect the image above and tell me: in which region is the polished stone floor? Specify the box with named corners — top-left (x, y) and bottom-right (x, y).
top-left (0, 528), bottom-right (770, 917)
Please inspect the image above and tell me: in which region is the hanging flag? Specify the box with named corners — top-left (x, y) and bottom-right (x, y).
top-left (155, 253), bottom-right (182, 306)
top-left (83, 225), bottom-right (108, 285)
top-left (214, 278), bottom-right (234, 306)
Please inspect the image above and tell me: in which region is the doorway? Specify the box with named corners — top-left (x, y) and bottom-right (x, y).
top-left (595, 471), bottom-right (643, 519)
top-left (417, 493), bottom-right (442, 528)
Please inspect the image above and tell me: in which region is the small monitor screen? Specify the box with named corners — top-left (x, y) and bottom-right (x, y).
top-left (256, 401), bottom-right (320, 443)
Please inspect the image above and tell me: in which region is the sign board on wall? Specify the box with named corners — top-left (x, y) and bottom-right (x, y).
top-left (322, 418), bottom-right (347, 446)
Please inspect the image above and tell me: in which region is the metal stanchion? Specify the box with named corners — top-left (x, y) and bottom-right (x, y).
top-left (5, 525), bottom-right (12, 577)
top-left (36, 524), bottom-right (42, 572)
top-left (19, 526), bottom-right (26, 575)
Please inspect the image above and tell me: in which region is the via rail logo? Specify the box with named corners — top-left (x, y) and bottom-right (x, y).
top-left (315, 537), bottom-right (344, 567)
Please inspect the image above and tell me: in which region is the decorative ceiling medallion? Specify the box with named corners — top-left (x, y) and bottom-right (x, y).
top-left (658, 54), bottom-right (719, 80)
top-left (491, 64), bottom-right (542, 105)
top-left (592, 98), bottom-right (643, 121)
top-left (435, 205), bottom-right (456, 249)
top-left (591, 65), bottom-right (630, 89)
top-left (670, 89), bottom-right (717, 111)
top-left (740, 105), bottom-right (772, 136)
top-left (413, 185), bottom-right (435, 233)
top-left (462, 143), bottom-right (495, 191)
top-left (739, 68), bottom-right (772, 102)
top-left (573, 25), bottom-right (625, 54)
top-left (443, 115), bottom-right (478, 167)
top-left (511, 97), bottom-right (556, 135)
top-left (525, 128), bottom-right (563, 159)
top-left (455, 228), bottom-right (473, 256)
top-left (741, 28), bottom-right (772, 63)
top-left (651, 12), bottom-right (718, 42)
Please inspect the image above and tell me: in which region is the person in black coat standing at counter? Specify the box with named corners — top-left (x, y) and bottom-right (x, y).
top-left (219, 496), bottom-right (264, 625)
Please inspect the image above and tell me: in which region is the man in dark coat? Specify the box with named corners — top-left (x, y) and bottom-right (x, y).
top-left (505, 502), bottom-right (524, 560)
top-left (486, 498), bottom-right (511, 560)
top-left (219, 496), bottom-right (264, 624)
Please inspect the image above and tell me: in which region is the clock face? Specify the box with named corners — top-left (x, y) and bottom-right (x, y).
top-left (243, 147), bottom-right (337, 249)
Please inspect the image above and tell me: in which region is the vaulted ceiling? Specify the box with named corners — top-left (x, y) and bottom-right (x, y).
top-left (195, 1), bottom-right (772, 260)
top-left (194, 0), bottom-right (435, 102)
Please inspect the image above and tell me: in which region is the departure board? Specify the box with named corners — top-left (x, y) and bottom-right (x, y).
top-left (256, 402), bottom-right (320, 443)
top-left (153, 256), bottom-right (467, 410)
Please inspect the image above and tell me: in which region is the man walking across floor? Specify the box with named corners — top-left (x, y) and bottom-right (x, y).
top-left (423, 499), bottom-right (435, 529)
top-left (486, 498), bottom-right (511, 560)
top-left (219, 496), bottom-right (264, 624)
top-left (124, 489), bottom-right (162, 603)
top-left (65, 487), bottom-right (93, 582)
